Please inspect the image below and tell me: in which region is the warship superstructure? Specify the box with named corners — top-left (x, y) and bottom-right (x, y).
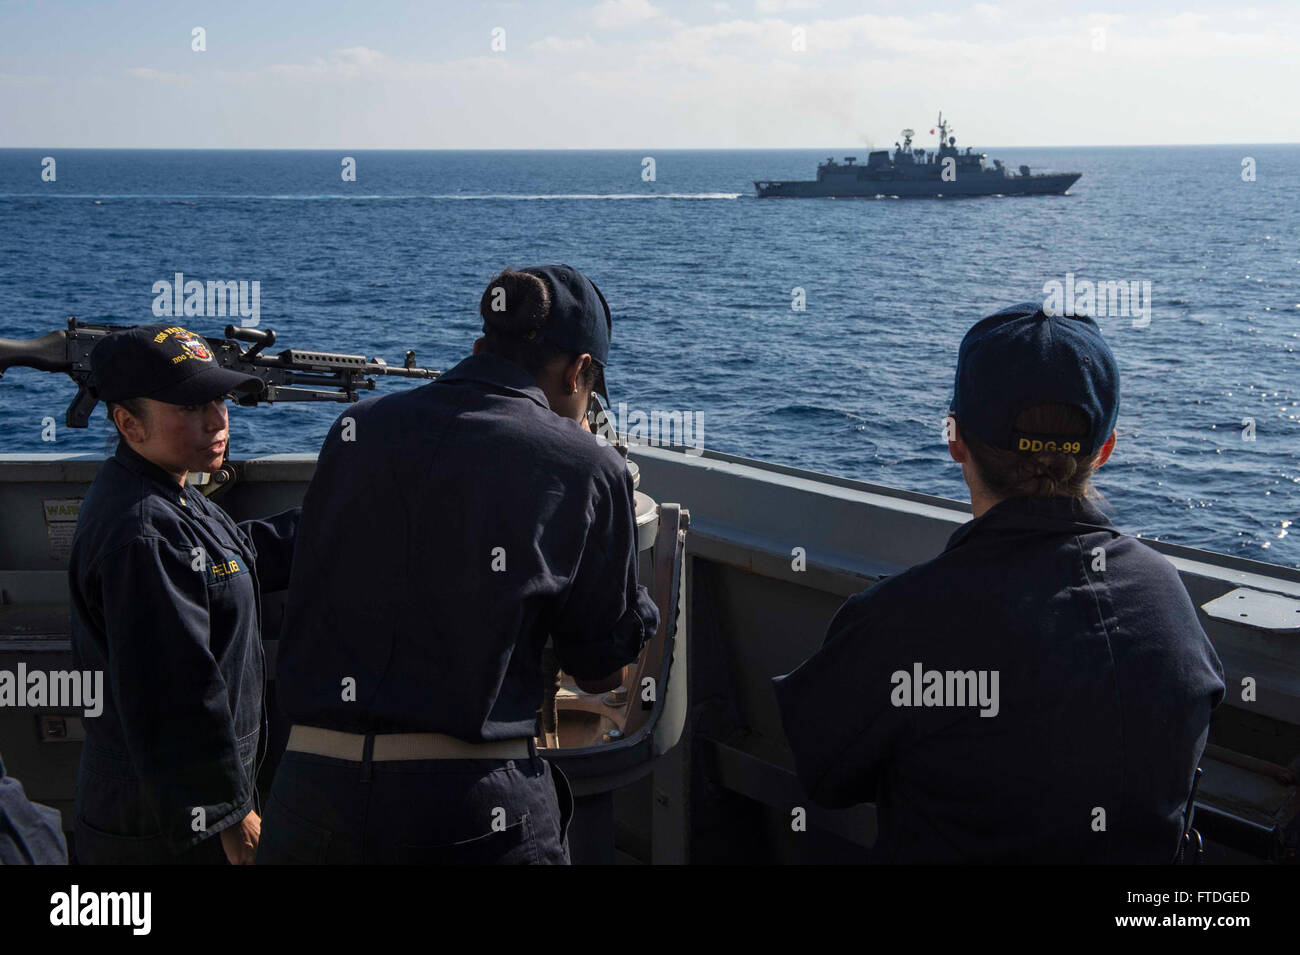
top-left (755, 113), bottom-right (1082, 199)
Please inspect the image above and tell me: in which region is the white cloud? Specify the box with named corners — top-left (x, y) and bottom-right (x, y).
top-left (591, 0), bottom-right (662, 30)
top-left (124, 67), bottom-right (193, 85)
top-left (263, 46), bottom-right (394, 81)
top-left (1154, 12), bottom-right (1212, 31)
top-left (755, 0), bottom-right (819, 11)
top-left (15, 7), bottom-right (1298, 148)
top-left (530, 35), bottom-right (597, 53)
top-left (335, 46), bottom-right (387, 67)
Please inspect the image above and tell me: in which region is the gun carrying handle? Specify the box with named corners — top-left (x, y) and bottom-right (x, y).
top-left (0, 331), bottom-right (70, 376)
top-left (225, 325), bottom-right (275, 360)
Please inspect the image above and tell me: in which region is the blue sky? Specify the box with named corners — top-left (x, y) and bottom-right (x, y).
top-left (1, 0), bottom-right (1296, 147)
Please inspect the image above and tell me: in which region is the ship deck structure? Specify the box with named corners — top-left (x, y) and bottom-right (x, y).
top-left (1, 442), bottom-right (1295, 863)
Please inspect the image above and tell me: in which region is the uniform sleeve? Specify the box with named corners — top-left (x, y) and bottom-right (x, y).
top-left (0, 773), bottom-right (68, 865)
top-left (95, 537), bottom-right (252, 853)
top-left (772, 588), bottom-right (914, 809)
top-left (238, 507), bottom-right (301, 592)
top-left (549, 467), bottom-right (659, 681)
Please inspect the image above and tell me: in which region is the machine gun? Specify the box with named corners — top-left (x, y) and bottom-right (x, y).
top-left (0, 317), bottom-right (440, 428)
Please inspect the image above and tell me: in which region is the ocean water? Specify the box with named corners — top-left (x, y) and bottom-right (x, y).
top-left (0, 147), bottom-right (1296, 568)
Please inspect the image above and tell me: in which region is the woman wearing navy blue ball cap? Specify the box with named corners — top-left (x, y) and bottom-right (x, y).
top-left (774, 303), bottom-right (1225, 863)
top-left (68, 324), bottom-right (299, 865)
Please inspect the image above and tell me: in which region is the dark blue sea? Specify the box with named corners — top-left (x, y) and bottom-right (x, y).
top-left (0, 147), bottom-right (1296, 568)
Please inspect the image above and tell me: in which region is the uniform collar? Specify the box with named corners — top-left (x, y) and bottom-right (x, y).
top-left (113, 441), bottom-right (192, 507)
top-left (438, 354), bottom-right (551, 411)
top-left (945, 493), bottom-right (1119, 552)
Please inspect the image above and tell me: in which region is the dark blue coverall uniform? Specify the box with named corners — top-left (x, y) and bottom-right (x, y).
top-left (0, 755), bottom-right (67, 864)
top-left (260, 353), bottom-right (659, 864)
top-left (68, 442), bottom-right (299, 864)
top-left (774, 494), bottom-right (1226, 863)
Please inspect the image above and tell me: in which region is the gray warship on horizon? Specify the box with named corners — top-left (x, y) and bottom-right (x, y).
top-left (754, 113), bottom-right (1082, 199)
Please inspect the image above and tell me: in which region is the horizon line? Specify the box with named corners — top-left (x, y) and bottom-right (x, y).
top-left (1, 142), bottom-right (1297, 151)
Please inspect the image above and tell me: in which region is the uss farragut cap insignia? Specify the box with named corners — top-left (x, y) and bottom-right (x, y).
top-left (90, 323), bottom-right (263, 406)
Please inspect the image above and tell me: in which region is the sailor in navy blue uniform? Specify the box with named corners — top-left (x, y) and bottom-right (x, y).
top-left (68, 325), bottom-right (299, 864)
top-left (774, 303), bottom-right (1225, 863)
top-left (0, 754), bottom-right (67, 863)
top-left (259, 265), bottom-right (658, 865)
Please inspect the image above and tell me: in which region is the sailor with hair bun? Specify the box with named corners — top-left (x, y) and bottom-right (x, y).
top-left (261, 265), bottom-right (657, 865)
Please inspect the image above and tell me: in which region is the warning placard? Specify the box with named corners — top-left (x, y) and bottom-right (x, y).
top-left (43, 498), bottom-right (82, 560)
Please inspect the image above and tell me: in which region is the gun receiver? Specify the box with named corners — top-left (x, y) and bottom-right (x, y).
top-left (0, 317), bottom-right (440, 428)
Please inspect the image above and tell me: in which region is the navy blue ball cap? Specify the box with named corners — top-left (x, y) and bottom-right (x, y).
top-left (950, 302), bottom-right (1120, 455)
top-left (91, 324), bottom-right (263, 405)
top-left (523, 264), bottom-right (612, 399)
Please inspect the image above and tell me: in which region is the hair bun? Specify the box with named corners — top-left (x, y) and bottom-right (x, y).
top-left (480, 269), bottom-right (551, 340)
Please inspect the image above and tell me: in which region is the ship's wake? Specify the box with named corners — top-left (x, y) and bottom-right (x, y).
top-left (1, 192), bottom-right (744, 201)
